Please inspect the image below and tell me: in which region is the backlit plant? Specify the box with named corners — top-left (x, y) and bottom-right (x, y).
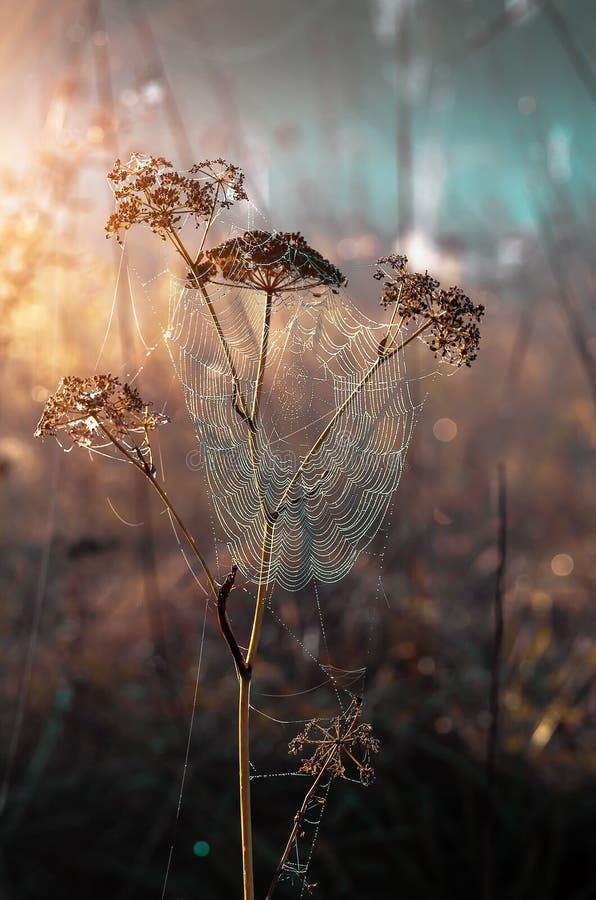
top-left (36, 153), bottom-right (483, 899)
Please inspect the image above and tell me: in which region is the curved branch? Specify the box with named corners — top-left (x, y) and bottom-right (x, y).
top-left (217, 565), bottom-right (250, 676)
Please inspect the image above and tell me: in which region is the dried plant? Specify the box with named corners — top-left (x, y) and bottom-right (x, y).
top-left (206, 230), bottom-right (347, 294)
top-left (266, 699), bottom-right (379, 900)
top-left (288, 699), bottom-right (379, 786)
top-left (34, 374), bottom-right (168, 450)
top-left (36, 153), bottom-right (483, 900)
top-left (106, 153), bottom-right (246, 243)
top-left (374, 253), bottom-right (484, 366)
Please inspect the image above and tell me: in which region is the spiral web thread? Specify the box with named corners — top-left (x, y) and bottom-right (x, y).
top-left (164, 250), bottom-right (427, 592)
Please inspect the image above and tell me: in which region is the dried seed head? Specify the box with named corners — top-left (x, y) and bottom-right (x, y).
top-left (206, 230), bottom-right (348, 294)
top-left (189, 158), bottom-right (247, 207)
top-left (34, 375), bottom-right (168, 449)
top-left (288, 699), bottom-right (379, 786)
top-left (105, 153), bottom-right (247, 243)
top-left (374, 254), bottom-right (485, 367)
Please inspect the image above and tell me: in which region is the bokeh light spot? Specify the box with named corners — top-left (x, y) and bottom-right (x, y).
top-left (551, 553), bottom-right (573, 576)
top-left (193, 840), bottom-right (210, 858)
top-left (31, 385), bottom-right (49, 403)
top-left (433, 418), bottom-right (457, 442)
top-left (531, 590), bottom-right (552, 611)
top-left (143, 81), bottom-right (165, 105)
top-left (417, 656), bottom-right (435, 676)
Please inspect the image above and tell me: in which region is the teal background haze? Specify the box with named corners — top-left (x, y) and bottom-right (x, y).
top-left (2, 0), bottom-right (595, 243)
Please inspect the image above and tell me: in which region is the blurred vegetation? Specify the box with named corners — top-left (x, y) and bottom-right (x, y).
top-left (2, 1), bottom-right (596, 897)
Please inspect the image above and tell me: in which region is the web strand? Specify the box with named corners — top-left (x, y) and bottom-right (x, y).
top-left (165, 273), bottom-right (427, 591)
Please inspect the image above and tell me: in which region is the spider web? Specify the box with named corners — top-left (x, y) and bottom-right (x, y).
top-left (248, 596), bottom-right (372, 899)
top-left (125, 202), bottom-right (433, 896)
top-left (164, 260), bottom-right (427, 591)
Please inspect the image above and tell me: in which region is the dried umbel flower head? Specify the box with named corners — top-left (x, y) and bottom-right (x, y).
top-left (206, 230), bottom-right (348, 294)
top-left (34, 375), bottom-right (168, 449)
top-left (190, 158), bottom-right (248, 206)
top-left (374, 254), bottom-right (484, 367)
top-left (105, 153), bottom-right (247, 243)
top-left (288, 699), bottom-right (379, 786)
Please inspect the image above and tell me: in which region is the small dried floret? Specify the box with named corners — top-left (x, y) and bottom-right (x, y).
top-left (206, 230), bottom-right (348, 294)
top-left (105, 153), bottom-right (247, 243)
top-left (373, 254), bottom-right (408, 281)
top-left (358, 765), bottom-right (375, 787)
top-left (374, 254), bottom-right (484, 367)
top-left (34, 375), bottom-right (168, 449)
top-left (288, 699), bottom-right (379, 787)
top-left (189, 158), bottom-right (247, 208)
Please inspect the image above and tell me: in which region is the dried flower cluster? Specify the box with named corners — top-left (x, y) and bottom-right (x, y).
top-left (105, 153), bottom-right (247, 243)
top-left (34, 375), bottom-right (168, 449)
top-left (206, 230), bottom-right (348, 294)
top-left (288, 700), bottom-right (379, 786)
top-left (374, 254), bottom-right (484, 366)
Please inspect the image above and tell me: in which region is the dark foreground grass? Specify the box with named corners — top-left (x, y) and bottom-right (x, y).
top-left (2, 695), bottom-right (594, 900)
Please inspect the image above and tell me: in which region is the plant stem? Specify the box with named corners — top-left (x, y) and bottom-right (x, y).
top-left (484, 462), bottom-right (507, 900)
top-left (252, 291), bottom-right (273, 423)
top-left (266, 747), bottom-right (335, 900)
top-left (99, 425), bottom-right (218, 600)
top-left (486, 464), bottom-right (507, 789)
top-left (236, 290), bottom-right (279, 898)
top-left (194, 278), bottom-right (251, 421)
top-left (246, 522), bottom-right (274, 668)
top-left (245, 291), bottom-right (275, 521)
top-left (236, 520), bottom-right (274, 900)
top-left (163, 221), bottom-right (276, 899)
top-left (149, 476), bottom-right (219, 599)
top-left (238, 671), bottom-right (254, 900)
top-left (195, 185), bottom-right (223, 264)
top-left (163, 225), bottom-right (252, 424)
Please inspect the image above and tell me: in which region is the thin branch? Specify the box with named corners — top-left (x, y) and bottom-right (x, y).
top-left (484, 462), bottom-right (507, 900)
top-left (246, 522), bottom-right (274, 669)
top-left (266, 748), bottom-right (335, 900)
top-left (487, 463), bottom-right (507, 788)
top-left (193, 275), bottom-right (252, 423)
top-left (237, 520), bottom-right (275, 900)
top-left (98, 424), bottom-right (218, 600)
top-left (216, 565), bottom-right (249, 676)
top-left (251, 291), bottom-right (273, 423)
top-left (195, 187), bottom-right (221, 265)
top-left (245, 291), bottom-right (276, 523)
top-left (160, 223), bottom-right (253, 425)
